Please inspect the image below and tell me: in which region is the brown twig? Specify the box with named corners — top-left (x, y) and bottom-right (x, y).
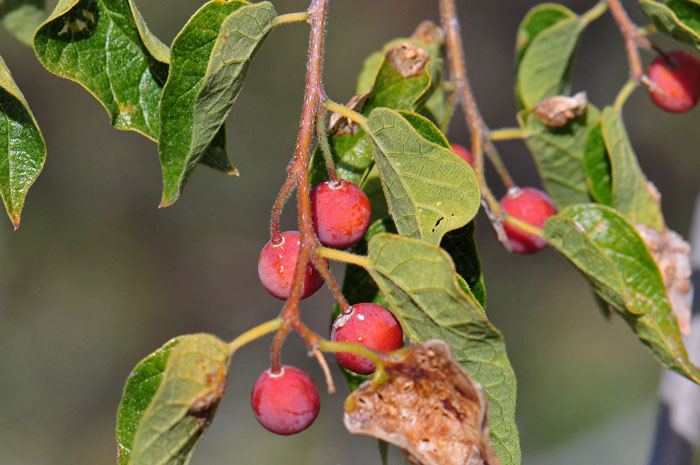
top-left (439, 0), bottom-right (512, 251)
top-left (606, 0), bottom-right (653, 81)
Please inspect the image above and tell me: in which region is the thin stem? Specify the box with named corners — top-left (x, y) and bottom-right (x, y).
top-left (325, 100), bottom-right (369, 128)
top-left (504, 214), bottom-right (545, 239)
top-left (318, 339), bottom-right (390, 385)
top-left (311, 251), bottom-right (350, 312)
top-left (273, 11), bottom-right (310, 26)
top-left (614, 79), bottom-right (639, 112)
top-left (269, 176), bottom-right (296, 242)
top-left (490, 128), bottom-right (528, 141)
top-left (318, 246), bottom-right (371, 268)
top-left (580, 1), bottom-right (608, 26)
top-left (439, 0), bottom-right (512, 250)
top-left (229, 318), bottom-right (284, 356)
top-left (606, 0), bottom-right (652, 80)
top-left (315, 110), bottom-right (339, 184)
top-left (312, 349), bottom-right (335, 393)
top-left (269, 322), bottom-right (291, 373)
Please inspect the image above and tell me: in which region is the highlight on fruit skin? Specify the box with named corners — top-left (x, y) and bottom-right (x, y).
top-left (311, 180), bottom-right (372, 249)
top-left (250, 365), bottom-right (320, 435)
top-left (646, 50), bottom-right (700, 113)
top-left (258, 230), bottom-right (326, 300)
top-left (500, 186), bottom-right (557, 254)
top-left (331, 302), bottom-right (404, 375)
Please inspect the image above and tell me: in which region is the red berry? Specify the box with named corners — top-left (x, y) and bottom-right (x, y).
top-left (647, 50), bottom-right (700, 113)
top-left (500, 187), bottom-right (556, 254)
top-left (251, 365), bottom-right (320, 435)
top-left (258, 231), bottom-right (325, 300)
top-left (311, 180), bottom-right (371, 249)
top-left (331, 303), bottom-right (403, 375)
top-left (451, 143), bottom-right (474, 166)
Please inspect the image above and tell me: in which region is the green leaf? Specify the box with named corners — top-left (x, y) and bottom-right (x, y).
top-left (516, 4), bottom-right (586, 110)
top-left (544, 204), bottom-right (700, 383)
top-left (518, 104), bottom-right (599, 209)
top-left (441, 221), bottom-right (487, 307)
top-left (365, 233), bottom-right (520, 465)
top-left (600, 106), bottom-right (663, 229)
top-left (640, 0), bottom-right (700, 51)
top-left (122, 333), bottom-right (232, 465)
top-left (116, 337), bottom-right (181, 465)
top-left (0, 0), bottom-right (45, 45)
top-left (0, 54), bottom-right (46, 228)
top-left (158, 1), bottom-right (276, 207)
top-left (583, 121), bottom-right (612, 205)
top-left (33, 0), bottom-right (169, 140)
top-left (515, 3), bottom-right (575, 68)
top-left (366, 108), bottom-right (480, 244)
top-left (309, 41), bottom-right (443, 189)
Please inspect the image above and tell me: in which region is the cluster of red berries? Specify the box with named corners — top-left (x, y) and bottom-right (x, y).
top-left (253, 178), bottom-right (404, 435)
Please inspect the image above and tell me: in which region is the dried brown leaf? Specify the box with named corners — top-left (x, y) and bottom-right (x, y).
top-left (636, 223), bottom-right (693, 336)
top-left (344, 340), bottom-right (501, 465)
top-left (386, 43), bottom-right (429, 78)
top-left (533, 91), bottom-right (587, 127)
top-left (411, 20), bottom-right (444, 46)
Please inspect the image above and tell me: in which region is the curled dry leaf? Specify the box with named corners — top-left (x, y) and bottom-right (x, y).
top-left (386, 43), bottom-right (429, 79)
top-left (344, 339), bottom-right (501, 465)
top-left (533, 91), bottom-right (587, 127)
top-left (411, 20), bottom-right (444, 46)
top-left (635, 223), bottom-right (693, 336)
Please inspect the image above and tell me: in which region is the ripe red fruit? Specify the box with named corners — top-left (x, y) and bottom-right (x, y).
top-left (450, 143), bottom-right (474, 166)
top-left (251, 365), bottom-right (320, 435)
top-left (500, 187), bottom-right (556, 254)
top-left (311, 180), bottom-right (371, 249)
top-left (331, 303), bottom-right (403, 375)
top-left (647, 50), bottom-right (700, 113)
top-left (258, 230), bottom-right (325, 300)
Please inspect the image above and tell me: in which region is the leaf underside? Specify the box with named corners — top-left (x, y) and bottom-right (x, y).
top-left (640, 0), bottom-right (700, 52)
top-left (0, 0), bottom-right (45, 45)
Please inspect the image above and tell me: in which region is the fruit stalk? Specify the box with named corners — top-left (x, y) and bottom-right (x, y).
top-left (605, 0), bottom-right (652, 81)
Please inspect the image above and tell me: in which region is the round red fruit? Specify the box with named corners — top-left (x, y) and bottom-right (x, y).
top-left (647, 50), bottom-right (700, 113)
top-left (311, 180), bottom-right (371, 249)
top-left (258, 230), bottom-right (325, 300)
top-left (331, 303), bottom-right (403, 375)
top-left (450, 143), bottom-right (474, 166)
top-left (251, 365), bottom-right (320, 435)
top-left (500, 187), bottom-right (556, 254)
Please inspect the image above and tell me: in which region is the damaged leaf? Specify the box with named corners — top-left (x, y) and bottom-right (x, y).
top-left (344, 339), bottom-right (501, 465)
top-left (532, 91), bottom-right (587, 127)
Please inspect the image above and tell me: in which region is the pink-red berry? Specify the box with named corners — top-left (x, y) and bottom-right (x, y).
top-left (331, 303), bottom-right (403, 375)
top-left (258, 231), bottom-right (325, 300)
top-left (647, 50), bottom-right (700, 113)
top-left (311, 180), bottom-right (371, 249)
top-left (451, 143), bottom-right (474, 166)
top-left (251, 365), bottom-right (320, 435)
top-left (500, 187), bottom-right (556, 254)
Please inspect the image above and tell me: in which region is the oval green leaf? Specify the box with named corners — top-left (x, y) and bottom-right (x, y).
top-left (158, 1), bottom-right (276, 207)
top-left (600, 106), bottom-right (664, 230)
top-left (365, 233), bottom-right (520, 465)
top-left (640, 0), bottom-right (700, 51)
top-left (120, 333), bottom-right (232, 465)
top-left (583, 121), bottom-right (612, 205)
top-left (366, 108), bottom-right (480, 244)
top-left (0, 55), bottom-right (46, 228)
top-left (518, 103), bottom-right (599, 209)
top-left (515, 3), bottom-right (575, 67)
top-left (544, 204), bottom-right (700, 383)
top-left (1, 0), bottom-right (45, 45)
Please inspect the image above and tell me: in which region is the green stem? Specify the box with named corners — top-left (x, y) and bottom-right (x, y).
top-left (504, 214), bottom-right (545, 239)
top-left (318, 340), bottom-right (390, 385)
top-left (325, 100), bottom-right (369, 129)
top-left (489, 128), bottom-right (528, 141)
top-left (318, 245), bottom-right (371, 268)
top-left (273, 11), bottom-right (310, 26)
top-left (580, 1), bottom-right (608, 26)
top-left (228, 318), bottom-right (284, 356)
top-left (614, 79), bottom-right (639, 112)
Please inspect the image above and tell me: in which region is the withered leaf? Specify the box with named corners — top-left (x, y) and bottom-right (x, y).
top-left (386, 43), bottom-right (430, 78)
top-left (344, 340), bottom-right (501, 465)
top-left (411, 20), bottom-right (444, 46)
top-left (533, 91), bottom-right (587, 127)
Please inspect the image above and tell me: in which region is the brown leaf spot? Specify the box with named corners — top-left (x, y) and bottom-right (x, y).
top-left (411, 21), bottom-right (444, 46)
top-left (344, 340), bottom-right (501, 465)
top-left (532, 91), bottom-right (587, 127)
top-left (188, 367), bottom-right (227, 426)
top-left (386, 43), bottom-right (429, 79)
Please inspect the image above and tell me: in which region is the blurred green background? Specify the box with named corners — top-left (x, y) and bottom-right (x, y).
top-left (1, 0), bottom-right (698, 464)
